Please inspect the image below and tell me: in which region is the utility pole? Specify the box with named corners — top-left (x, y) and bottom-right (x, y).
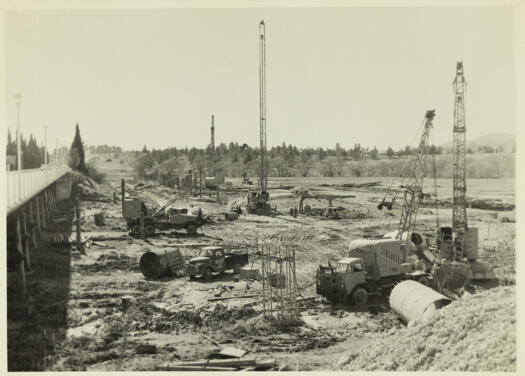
top-left (259, 20), bottom-right (267, 192)
top-left (44, 125), bottom-right (48, 165)
top-left (452, 62), bottom-right (468, 262)
top-left (15, 93), bottom-right (22, 170)
top-left (211, 114), bottom-right (216, 177)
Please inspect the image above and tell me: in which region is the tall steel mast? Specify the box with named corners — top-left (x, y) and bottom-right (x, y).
top-left (452, 62), bottom-right (468, 262)
top-left (211, 114), bottom-right (215, 176)
top-left (259, 20), bottom-right (268, 191)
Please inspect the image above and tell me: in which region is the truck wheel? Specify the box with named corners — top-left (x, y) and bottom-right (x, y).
top-left (351, 287), bottom-right (368, 305)
top-left (203, 267), bottom-right (213, 280)
top-left (131, 224), bottom-right (141, 236)
top-left (145, 224), bottom-right (155, 236)
top-left (233, 263), bottom-right (242, 274)
top-left (186, 224), bottom-right (197, 234)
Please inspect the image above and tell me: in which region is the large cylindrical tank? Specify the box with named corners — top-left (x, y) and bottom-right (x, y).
top-left (389, 280), bottom-right (451, 323)
top-left (139, 249), bottom-right (184, 279)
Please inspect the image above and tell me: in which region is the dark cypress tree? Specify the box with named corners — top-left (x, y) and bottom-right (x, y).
top-left (69, 123), bottom-right (87, 173)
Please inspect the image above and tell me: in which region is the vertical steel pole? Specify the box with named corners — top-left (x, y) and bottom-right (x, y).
top-left (259, 20), bottom-right (267, 192)
top-left (44, 125), bottom-right (48, 165)
top-left (75, 195), bottom-right (82, 250)
top-left (15, 93), bottom-right (22, 171)
top-left (121, 178), bottom-right (125, 216)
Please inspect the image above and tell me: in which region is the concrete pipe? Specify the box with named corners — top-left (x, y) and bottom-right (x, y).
top-left (389, 280), bottom-right (451, 324)
top-left (140, 249), bottom-right (184, 279)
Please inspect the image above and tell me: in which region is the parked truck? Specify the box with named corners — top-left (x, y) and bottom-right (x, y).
top-left (186, 246), bottom-right (249, 279)
top-left (122, 198), bottom-right (205, 237)
top-left (316, 237), bottom-right (431, 305)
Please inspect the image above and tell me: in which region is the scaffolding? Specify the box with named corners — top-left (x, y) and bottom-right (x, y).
top-left (260, 240), bottom-right (299, 323)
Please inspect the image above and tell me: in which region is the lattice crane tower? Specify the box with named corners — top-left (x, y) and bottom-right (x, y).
top-left (259, 20), bottom-right (268, 191)
top-left (452, 62), bottom-right (468, 261)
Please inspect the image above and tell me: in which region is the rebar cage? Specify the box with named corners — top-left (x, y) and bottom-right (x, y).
top-left (259, 240), bottom-right (299, 322)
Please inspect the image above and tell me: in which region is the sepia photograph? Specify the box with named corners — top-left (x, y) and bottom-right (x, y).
top-left (2, 0), bottom-right (522, 372)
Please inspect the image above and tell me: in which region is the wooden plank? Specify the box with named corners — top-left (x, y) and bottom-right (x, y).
top-left (207, 294), bottom-right (259, 302)
top-left (89, 236), bottom-right (129, 241)
top-left (155, 366), bottom-right (238, 371)
top-left (218, 346), bottom-right (247, 358)
top-left (168, 359), bottom-right (256, 367)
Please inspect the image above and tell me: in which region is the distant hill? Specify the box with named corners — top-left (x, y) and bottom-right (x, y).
top-left (441, 132), bottom-right (515, 153)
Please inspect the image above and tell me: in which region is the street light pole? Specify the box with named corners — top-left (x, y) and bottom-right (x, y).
top-left (15, 92), bottom-right (22, 170)
top-left (44, 125), bottom-right (48, 165)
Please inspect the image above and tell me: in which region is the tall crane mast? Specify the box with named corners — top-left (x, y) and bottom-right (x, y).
top-left (396, 110), bottom-right (436, 241)
top-left (259, 20), bottom-right (268, 191)
top-left (452, 62), bottom-right (468, 261)
top-left (211, 114), bottom-right (216, 177)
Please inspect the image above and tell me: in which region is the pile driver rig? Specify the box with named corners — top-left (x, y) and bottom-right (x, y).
top-left (437, 62), bottom-right (494, 282)
top-left (247, 20), bottom-right (273, 216)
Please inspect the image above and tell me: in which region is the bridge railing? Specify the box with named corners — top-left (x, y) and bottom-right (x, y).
top-left (6, 165), bottom-right (70, 214)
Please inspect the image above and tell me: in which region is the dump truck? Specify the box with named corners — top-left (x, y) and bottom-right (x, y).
top-left (122, 198), bottom-right (205, 236)
top-left (186, 246), bottom-right (249, 279)
top-left (316, 237), bottom-right (431, 305)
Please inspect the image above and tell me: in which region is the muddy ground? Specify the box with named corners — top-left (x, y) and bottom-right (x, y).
top-left (7, 154), bottom-right (516, 371)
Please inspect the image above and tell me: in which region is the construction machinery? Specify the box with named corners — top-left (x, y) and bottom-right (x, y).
top-left (297, 193), bottom-right (356, 218)
top-left (317, 111), bottom-right (438, 305)
top-left (316, 238), bottom-right (430, 305)
top-left (247, 20), bottom-right (272, 216)
top-left (204, 114), bottom-right (225, 189)
top-left (436, 62), bottom-right (494, 283)
top-left (186, 246), bottom-right (249, 280)
top-left (122, 198), bottom-right (206, 236)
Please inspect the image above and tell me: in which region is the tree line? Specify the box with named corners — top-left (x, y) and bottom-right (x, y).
top-left (129, 141), bottom-right (464, 181)
top-left (6, 130), bottom-right (49, 170)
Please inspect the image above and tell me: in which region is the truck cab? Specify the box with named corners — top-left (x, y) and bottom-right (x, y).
top-left (317, 257), bottom-right (368, 305)
top-left (186, 246), bottom-right (248, 279)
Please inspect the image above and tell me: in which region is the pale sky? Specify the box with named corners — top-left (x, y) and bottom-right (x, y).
top-left (5, 6), bottom-right (516, 151)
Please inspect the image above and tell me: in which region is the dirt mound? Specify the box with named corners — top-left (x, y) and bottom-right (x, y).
top-left (336, 286), bottom-right (515, 372)
top-left (70, 170), bottom-right (113, 200)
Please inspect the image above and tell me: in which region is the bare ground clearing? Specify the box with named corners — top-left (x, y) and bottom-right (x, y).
top-left (7, 155), bottom-right (516, 371)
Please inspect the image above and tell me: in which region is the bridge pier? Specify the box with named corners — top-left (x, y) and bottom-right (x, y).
top-left (27, 203), bottom-right (37, 249)
top-left (21, 209), bottom-right (31, 270)
top-left (8, 182), bottom-right (67, 301)
top-left (35, 196), bottom-right (42, 236)
top-left (15, 215), bottom-right (27, 299)
top-left (40, 193), bottom-right (47, 230)
top-left (7, 167), bottom-right (70, 307)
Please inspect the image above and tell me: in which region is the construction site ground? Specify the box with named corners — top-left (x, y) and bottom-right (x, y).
top-left (7, 155), bottom-right (516, 371)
